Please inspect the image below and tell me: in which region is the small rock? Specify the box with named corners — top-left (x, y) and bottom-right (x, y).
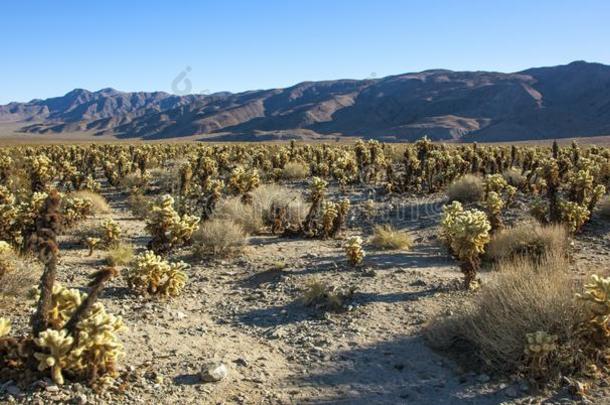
top-left (233, 358), bottom-right (249, 367)
top-left (46, 385), bottom-right (60, 393)
top-left (200, 363), bottom-right (228, 383)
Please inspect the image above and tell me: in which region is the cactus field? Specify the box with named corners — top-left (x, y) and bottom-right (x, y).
top-left (2, 139), bottom-right (610, 404)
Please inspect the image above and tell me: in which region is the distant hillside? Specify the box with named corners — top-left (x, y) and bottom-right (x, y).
top-left (2, 61), bottom-right (610, 142)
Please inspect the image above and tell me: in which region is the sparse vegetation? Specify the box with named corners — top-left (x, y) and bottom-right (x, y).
top-left (370, 224), bottom-right (412, 250)
top-left (446, 175), bottom-right (484, 204)
top-left (2, 140), bottom-right (610, 401)
top-left (193, 218), bottom-right (247, 257)
top-left (487, 222), bottom-right (568, 262)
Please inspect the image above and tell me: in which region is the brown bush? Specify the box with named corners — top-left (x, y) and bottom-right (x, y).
top-left (193, 219), bottom-right (247, 257)
top-left (426, 253), bottom-right (587, 378)
top-left (446, 175), bottom-right (484, 204)
top-left (486, 222), bottom-right (568, 262)
top-left (282, 162), bottom-right (310, 180)
top-left (370, 224), bottom-right (413, 250)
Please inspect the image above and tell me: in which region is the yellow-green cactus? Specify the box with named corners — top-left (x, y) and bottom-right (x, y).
top-left (32, 283), bottom-right (125, 385)
top-left (523, 330), bottom-right (558, 378)
top-left (321, 201), bottom-right (338, 238)
top-left (125, 251), bottom-right (189, 297)
top-left (525, 331), bottom-right (558, 355)
top-left (559, 200), bottom-right (590, 234)
top-left (441, 207), bottom-right (490, 288)
top-left (0, 317), bottom-right (11, 337)
top-left (440, 201), bottom-right (464, 245)
top-left (146, 194), bottom-right (200, 253)
top-left (101, 219), bottom-right (121, 248)
top-left (34, 329), bottom-right (74, 385)
top-left (577, 275), bottom-right (610, 337)
top-left (309, 177), bottom-right (328, 201)
top-left (84, 237), bottom-right (101, 256)
top-left (344, 236), bottom-right (365, 266)
top-left (485, 191), bottom-right (504, 230)
top-left (448, 209), bottom-right (491, 261)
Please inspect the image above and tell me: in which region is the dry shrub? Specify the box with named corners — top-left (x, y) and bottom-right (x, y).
top-left (487, 222), bottom-right (568, 262)
top-left (68, 190), bottom-right (110, 214)
top-left (282, 162), bottom-right (310, 180)
top-left (426, 253), bottom-right (586, 377)
top-left (106, 244), bottom-right (135, 267)
top-left (0, 251), bottom-right (42, 300)
top-left (446, 175), bottom-right (484, 203)
top-left (597, 197), bottom-right (610, 220)
top-left (502, 167), bottom-right (526, 188)
top-left (193, 219), bottom-right (247, 257)
top-left (251, 184), bottom-right (305, 227)
top-left (213, 197), bottom-right (263, 234)
top-left (370, 224), bottom-right (412, 250)
top-left (214, 184), bottom-right (305, 234)
top-left (127, 193), bottom-right (152, 219)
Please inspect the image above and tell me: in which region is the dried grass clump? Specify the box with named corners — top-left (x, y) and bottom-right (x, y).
top-left (426, 253), bottom-right (586, 379)
top-left (282, 162), bottom-right (310, 180)
top-left (0, 244), bottom-right (42, 300)
top-left (446, 175), bottom-right (484, 204)
top-left (252, 184), bottom-right (305, 228)
top-left (213, 197), bottom-right (263, 235)
top-left (487, 222), bottom-right (568, 262)
top-left (370, 224), bottom-right (412, 251)
top-left (68, 190), bottom-right (110, 214)
top-left (214, 184), bottom-right (305, 234)
top-left (127, 193), bottom-right (152, 219)
top-left (105, 244), bottom-right (135, 267)
top-left (193, 219), bottom-right (247, 257)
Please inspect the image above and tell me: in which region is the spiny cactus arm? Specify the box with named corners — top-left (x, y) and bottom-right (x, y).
top-left (63, 267), bottom-right (118, 340)
top-left (31, 241), bottom-right (58, 336)
top-left (34, 329), bottom-right (74, 385)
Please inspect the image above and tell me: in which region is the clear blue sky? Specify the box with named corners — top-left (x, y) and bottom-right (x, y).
top-left (2, 0), bottom-right (609, 104)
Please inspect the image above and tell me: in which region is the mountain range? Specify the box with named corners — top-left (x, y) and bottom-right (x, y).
top-left (2, 61), bottom-right (610, 142)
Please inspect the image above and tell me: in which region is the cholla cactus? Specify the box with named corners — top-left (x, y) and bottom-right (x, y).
top-left (344, 236), bottom-right (365, 266)
top-left (229, 166), bottom-right (260, 204)
top-left (84, 237), bottom-right (101, 256)
top-left (523, 331), bottom-right (558, 378)
top-left (27, 154), bottom-right (55, 192)
top-left (125, 251), bottom-right (188, 297)
top-left (440, 201), bottom-right (464, 246)
top-left (0, 317), bottom-right (11, 337)
top-left (577, 275), bottom-right (610, 337)
top-left (309, 177), bottom-right (328, 202)
top-left (32, 283), bottom-right (124, 385)
top-left (559, 200), bottom-right (590, 234)
top-left (441, 207), bottom-right (491, 289)
top-left (34, 329), bottom-right (74, 385)
top-left (62, 196), bottom-right (93, 227)
top-left (101, 219), bottom-right (121, 248)
top-left (146, 195), bottom-right (200, 254)
top-left (485, 191), bottom-right (504, 231)
top-left (321, 201), bottom-right (338, 239)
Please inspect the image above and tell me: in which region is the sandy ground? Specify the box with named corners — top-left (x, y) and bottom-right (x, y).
top-left (2, 186), bottom-right (610, 404)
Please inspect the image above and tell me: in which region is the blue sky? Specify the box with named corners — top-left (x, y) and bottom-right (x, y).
top-left (1, 0), bottom-right (609, 104)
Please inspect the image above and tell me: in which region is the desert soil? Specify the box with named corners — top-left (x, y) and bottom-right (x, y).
top-left (2, 187), bottom-right (610, 405)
